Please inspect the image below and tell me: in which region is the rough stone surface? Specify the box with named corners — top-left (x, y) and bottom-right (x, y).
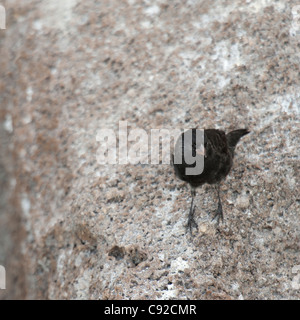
top-left (0, 0), bottom-right (299, 299)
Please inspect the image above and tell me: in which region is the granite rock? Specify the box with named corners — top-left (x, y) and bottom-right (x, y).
top-left (0, 0), bottom-right (299, 299)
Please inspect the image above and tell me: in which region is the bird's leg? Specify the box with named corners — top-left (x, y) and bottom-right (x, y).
top-left (187, 187), bottom-right (198, 234)
top-left (213, 184), bottom-right (224, 224)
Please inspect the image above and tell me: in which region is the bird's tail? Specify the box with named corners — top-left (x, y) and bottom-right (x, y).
top-left (226, 129), bottom-right (250, 155)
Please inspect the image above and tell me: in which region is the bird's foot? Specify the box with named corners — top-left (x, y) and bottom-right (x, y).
top-left (186, 205), bottom-right (198, 235)
top-left (212, 202), bottom-right (224, 225)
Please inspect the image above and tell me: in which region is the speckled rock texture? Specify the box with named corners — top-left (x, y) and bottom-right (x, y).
top-left (0, 0), bottom-right (299, 299)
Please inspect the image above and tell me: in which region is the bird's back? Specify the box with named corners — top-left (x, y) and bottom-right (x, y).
top-left (173, 129), bottom-right (231, 187)
top-left (172, 128), bottom-right (249, 188)
top-left (201, 129), bottom-right (232, 185)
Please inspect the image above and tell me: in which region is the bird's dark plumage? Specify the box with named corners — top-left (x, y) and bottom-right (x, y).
top-left (172, 128), bottom-right (250, 233)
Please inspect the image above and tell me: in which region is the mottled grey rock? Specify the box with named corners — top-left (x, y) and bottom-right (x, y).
top-left (0, 0), bottom-right (299, 299)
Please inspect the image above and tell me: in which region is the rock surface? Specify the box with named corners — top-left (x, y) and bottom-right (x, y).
top-left (0, 0), bottom-right (299, 299)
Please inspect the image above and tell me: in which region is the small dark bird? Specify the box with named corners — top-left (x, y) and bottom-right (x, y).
top-left (172, 128), bottom-right (249, 234)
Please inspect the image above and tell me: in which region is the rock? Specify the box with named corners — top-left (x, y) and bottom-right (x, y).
top-left (236, 195), bottom-right (250, 209)
top-left (0, 0), bottom-right (299, 300)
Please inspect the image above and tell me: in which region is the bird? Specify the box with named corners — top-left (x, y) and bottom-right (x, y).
top-left (172, 128), bottom-right (250, 234)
